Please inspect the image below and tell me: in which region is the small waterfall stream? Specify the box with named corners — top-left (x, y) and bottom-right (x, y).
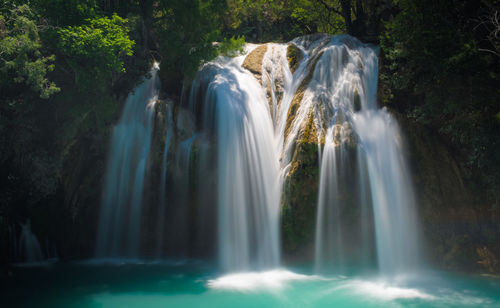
top-left (156, 103), bottom-right (173, 258)
top-left (96, 64), bottom-right (160, 258)
top-left (18, 219), bottom-right (44, 263)
top-left (353, 110), bottom-right (421, 276)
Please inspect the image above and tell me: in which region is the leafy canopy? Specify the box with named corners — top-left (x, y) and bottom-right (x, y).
top-left (0, 4), bottom-right (59, 99)
top-left (156, 0), bottom-right (229, 93)
top-left (58, 13), bottom-right (135, 90)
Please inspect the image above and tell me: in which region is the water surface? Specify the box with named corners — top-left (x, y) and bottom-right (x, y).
top-left (2, 262), bottom-right (499, 307)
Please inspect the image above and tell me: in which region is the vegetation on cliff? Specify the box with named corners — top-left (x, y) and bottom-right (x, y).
top-left (380, 0), bottom-right (500, 204)
top-left (0, 0), bottom-right (148, 262)
top-left (379, 0), bottom-right (500, 273)
top-left (282, 112), bottom-right (320, 255)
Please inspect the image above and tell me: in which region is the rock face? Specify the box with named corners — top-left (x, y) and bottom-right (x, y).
top-left (142, 98), bottom-right (217, 259)
top-left (400, 116), bottom-right (500, 274)
top-left (286, 44), bottom-right (303, 74)
top-left (283, 51), bottom-right (324, 143)
top-left (58, 129), bottom-right (106, 259)
top-left (242, 44), bottom-right (268, 81)
top-left (281, 113), bottom-right (320, 259)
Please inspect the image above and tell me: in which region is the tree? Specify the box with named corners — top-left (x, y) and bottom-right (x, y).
top-left (57, 14), bottom-right (135, 91)
top-left (0, 4), bottom-right (59, 100)
top-left (155, 0), bottom-right (228, 94)
top-left (475, 3), bottom-right (500, 59)
top-left (290, 0), bottom-right (345, 34)
top-left (31, 0), bottom-right (99, 27)
top-left (380, 0), bottom-right (500, 199)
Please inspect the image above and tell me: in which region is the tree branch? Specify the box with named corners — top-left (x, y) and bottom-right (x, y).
top-left (478, 47), bottom-right (500, 57)
top-left (315, 0), bottom-right (343, 16)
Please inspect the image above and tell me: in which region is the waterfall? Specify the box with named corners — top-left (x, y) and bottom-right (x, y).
top-left (353, 111), bottom-right (421, 276)
top-left (96, 63), bottom-right (160, 258)
top-left (18, 219), bottom-right (44, 263)
top-left (156, 103), bottom-right (173, 258)
top-left (301, 35), bottom-right (421, 276)
top-left (90, 35), bottom-right (420, 275)
top-left (315, 129), bottom-right (344, 271)
top-left (184, 35), bottom-right (420, 275)
top-left (190, 51), bottom-right (281, 272)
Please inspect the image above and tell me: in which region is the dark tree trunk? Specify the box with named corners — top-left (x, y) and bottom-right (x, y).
top-left (340, 0), bottom-right (352, 35)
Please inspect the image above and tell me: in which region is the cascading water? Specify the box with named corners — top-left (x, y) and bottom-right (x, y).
top-left (292, 35), bottom-right (421, 276)
top-left (96, 64), bottom-right (160, 258)
top-left (190, 51), bottom-right (281, 272)
top-left (18, 219), bottom-right (43, 263)
top-left (353, 110), bottom-right (421, 276)
top-left (91, 35), bottom-right (420, 276)
top-left (315, 128), bottom-right (345, 271)
top-left (185, 35), bottom-right (420, 276)
top-left (156, 103), bottom-right (173, 258)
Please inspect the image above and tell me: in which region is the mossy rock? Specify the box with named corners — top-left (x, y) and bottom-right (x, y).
top-left (242, 44), bottom-right (268, 80)
top-left (287, 44), bottom-right (303, 74)
top-left (281, 112), bottom-right (320, 255)
top-left (284, 51), bottom-right (324, 143)
top-left (477, 246), bottom-right (499, 273)
top-left (353, 88), bottom-right (361, 112)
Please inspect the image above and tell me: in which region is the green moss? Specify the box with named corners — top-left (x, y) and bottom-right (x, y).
top-left (281, 111), bottom-right (321, 254)
top-left (284, 51), bottom-right (324, 143)
top-left (286, 44), bottom-right (303, 74)
top-left (301, 112), bottom-right (317, 144)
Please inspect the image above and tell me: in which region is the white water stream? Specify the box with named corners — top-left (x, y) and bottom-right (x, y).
top-left (96, 64), bottom-right (160, 258)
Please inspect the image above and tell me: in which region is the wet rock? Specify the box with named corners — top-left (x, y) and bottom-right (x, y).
top-left (262, 45), bottom-right (286, 117)
top-left (284, 51), bottom-right (324, 143)
top-left (242, 44), bottom-right (268, 81)
top-left (286, 44), bottom-right (303, 74)
top-left (281, 112), bottom-right (320, 259)
top-left (477, 246), bottom-right (499, 273)
top-left (398, 112), bottom-right (500, 274)
top-left (353, 88), bottom-right (361, 112)
top-left (341, 122), bottom-right (357, 148)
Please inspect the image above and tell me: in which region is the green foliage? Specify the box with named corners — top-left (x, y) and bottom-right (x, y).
top-left (224, 0), bottom-right (392, 41)
top-left (0, 1), bottom-right (145, 246)
top-left (380, 0), bottom-right (500, 201)
top-left (0, 5), bottom-right (59, 99)
top-left (290, 0), bottom-right (345, 34)
top-left (153, 0), bottom-right (392, 94)
top-left (58, 14), bottom-right (135, 91)
top-left (381, 0), bottom-right (476, 94)
top-left (225, 0), bottom-right (296, 41)
top-left (156, 0), bottom-right (228, 93)
top-left (31, 0), bottom-right (99, 26)
top-left (287, 44), bottom-right (303, 73)
top-left (217, 35), bottom-right (246, 57)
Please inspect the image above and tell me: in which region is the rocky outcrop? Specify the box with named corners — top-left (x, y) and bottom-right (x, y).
top-left (400, 115), bottom-right (500, 274)
top-left (242, 44), bottom-right (268, 82)
top-left (281, 112), bottom-right (320, 260)
top-left (284, 51), bottom-right (324, 143)
top-left (286, 44), bottom-right (303, 73)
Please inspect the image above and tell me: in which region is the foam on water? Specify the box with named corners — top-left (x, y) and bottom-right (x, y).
top-left (340, 280), bottom-right (435, 300)
top-left (207, 269), bottom-right (321, 292)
